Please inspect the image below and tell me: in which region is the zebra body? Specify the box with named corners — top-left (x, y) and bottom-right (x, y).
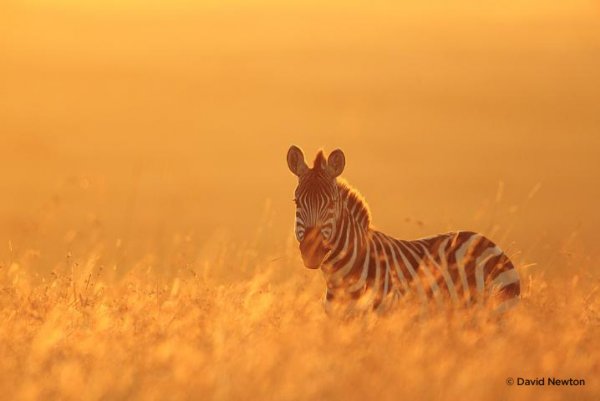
top-left (287, 146), bottom-right (520, 315)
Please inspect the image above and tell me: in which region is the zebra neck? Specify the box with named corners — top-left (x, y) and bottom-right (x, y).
top-left (321, 183), bottom-right (372, 278)
top-left (335, 180), bottom-right (371, 232)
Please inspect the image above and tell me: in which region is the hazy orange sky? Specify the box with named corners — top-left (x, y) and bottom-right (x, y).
top-left (1, 0), bottom-right (599, 271)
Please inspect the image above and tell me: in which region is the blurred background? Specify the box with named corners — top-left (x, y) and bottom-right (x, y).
top-left (1, 0), bottom-right (599, 276)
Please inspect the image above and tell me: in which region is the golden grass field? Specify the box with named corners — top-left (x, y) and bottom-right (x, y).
top-left (1, 1), bottom-right (599, 400)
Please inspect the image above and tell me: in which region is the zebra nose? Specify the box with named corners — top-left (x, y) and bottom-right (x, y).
top-left (299, 227), bottom-right (328, 269)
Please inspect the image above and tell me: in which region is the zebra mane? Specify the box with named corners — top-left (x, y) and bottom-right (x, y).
top-left (312, 150), bottom-right (327, 170)
top-left (336, 178), bottom-right (372, 228)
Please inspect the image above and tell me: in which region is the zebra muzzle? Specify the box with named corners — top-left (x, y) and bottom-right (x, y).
top-left (299, 227), bottom-right (330, 269)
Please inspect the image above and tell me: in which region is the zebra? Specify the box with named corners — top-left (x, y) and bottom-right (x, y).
top-left (286, 145), bottom-right (521, 316)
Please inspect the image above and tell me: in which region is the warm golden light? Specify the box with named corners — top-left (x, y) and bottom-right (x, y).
top-left (0, 1), bottom-right (599, 400)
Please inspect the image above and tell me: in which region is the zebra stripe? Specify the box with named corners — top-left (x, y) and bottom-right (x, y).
top-left (384, 238), bottom-right (410, 296)
top-left (435, 238), bottom-right (460, 305)
top-left (394, 240), bottom-right (428, 307)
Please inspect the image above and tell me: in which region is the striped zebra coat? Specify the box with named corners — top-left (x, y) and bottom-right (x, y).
top-left (286, 145), bottom-right (520, 316)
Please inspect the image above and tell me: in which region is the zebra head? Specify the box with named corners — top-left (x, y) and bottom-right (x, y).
top-left (287, 145), bottom-right (346, 268)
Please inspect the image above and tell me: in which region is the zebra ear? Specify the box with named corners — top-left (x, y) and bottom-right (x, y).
top-left (327, 149), bottom-right (345, 177)
top-left (287, 145), bottom-right (309, 177)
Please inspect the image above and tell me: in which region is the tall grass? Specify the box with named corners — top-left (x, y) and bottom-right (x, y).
top-left (0, 227), bottom-right (598, 401)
